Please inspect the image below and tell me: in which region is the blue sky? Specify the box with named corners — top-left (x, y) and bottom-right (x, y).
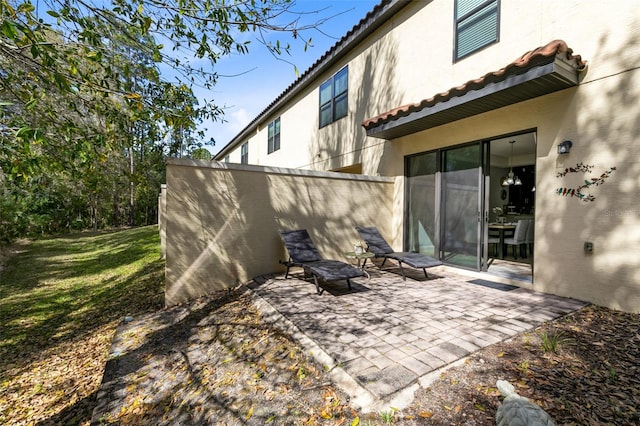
top-left (193, 0), bottom-right (380, 155)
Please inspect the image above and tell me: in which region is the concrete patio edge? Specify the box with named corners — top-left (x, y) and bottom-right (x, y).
top-left (246, 267), bottom-right (589, 412)
top-left (248, 289), bottom-right (384, 412)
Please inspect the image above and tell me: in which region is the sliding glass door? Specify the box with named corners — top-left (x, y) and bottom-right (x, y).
top-left (440, 144), bottom-right (482, 268)
top-left (406, 143), bottom-right (485, 270)
top-left (406, 152), bottom-right (438, 257)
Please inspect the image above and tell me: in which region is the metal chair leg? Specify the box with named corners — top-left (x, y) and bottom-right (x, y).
top-left (398, 262), bottom-right (406, 281)
top-left (312, 275), bottom-right (323, 295)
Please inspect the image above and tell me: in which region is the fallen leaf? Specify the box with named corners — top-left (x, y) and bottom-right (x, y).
top-left (245, 405), bottom-right (254, 420)
top-left (320, 408), bottom-right (332, 419)
top-left (418, 410), bottom-right (434, 418)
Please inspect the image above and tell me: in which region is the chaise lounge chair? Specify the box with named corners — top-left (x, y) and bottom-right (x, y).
top-left (279, 229), bottom-right (366, 294)
top-left (356, 226), bottom-right (442, 281)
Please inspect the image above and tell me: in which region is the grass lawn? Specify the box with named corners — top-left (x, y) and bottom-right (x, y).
top-left (0, 226), bottom-right (165, 425)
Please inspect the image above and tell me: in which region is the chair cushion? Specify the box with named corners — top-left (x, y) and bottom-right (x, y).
top-left (356, 226), bottom-right (394, 255)
top-left (304, 260), bottom-right (365, 281)
top-left (280, 229), bottom-right (322, 262)
top-left (387, 252), bottom-right (442, 269)
top-left (505, 220), bottom-right (528, 245)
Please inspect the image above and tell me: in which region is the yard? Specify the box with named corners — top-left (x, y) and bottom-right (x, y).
top-left (1, 227), bottom-right (638, 425)
top-left (0, 226), bottom-right (165, 424)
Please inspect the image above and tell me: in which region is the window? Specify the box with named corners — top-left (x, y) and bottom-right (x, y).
top-left (454, 0), bottom-right (500, 61)
top-left (224, 155), bottom-right (229, 163)
top-left (268, 117), bottom-right (280, 154)
top-left (240, 142), bottom-right (248, 164)
top-left (319, 66), bottom-right (348, 127)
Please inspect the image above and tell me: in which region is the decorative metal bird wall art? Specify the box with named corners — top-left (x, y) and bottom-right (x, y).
top-left (556, 163), bottom-right (616, 202)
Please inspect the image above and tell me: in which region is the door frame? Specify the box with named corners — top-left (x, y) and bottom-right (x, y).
top-left (404, 128), bottom-right (536, 276)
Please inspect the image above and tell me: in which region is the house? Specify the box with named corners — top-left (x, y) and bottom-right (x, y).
top-left (163, 0), bottom-right (640, 312)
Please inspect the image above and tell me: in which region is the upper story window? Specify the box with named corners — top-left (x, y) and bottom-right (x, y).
top-left (268, 117), bottom-right (281, 154)
top-left (319, 66), bottom-right (348, 128)
top-left (224, 155), bottom-right (229, 163)
top-left (454, 0), bottom-right (500, 61)
top-left (240, 142), bottom-right (248, 164)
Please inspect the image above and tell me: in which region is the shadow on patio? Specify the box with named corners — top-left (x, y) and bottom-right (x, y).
top-left (248, 264), bottom-right (587, 409)
top-left (92, 265), bottom-right (587, 423)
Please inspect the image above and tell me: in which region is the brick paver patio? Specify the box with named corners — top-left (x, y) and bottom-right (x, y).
top-left (248, 264), bottom-right (587, 410)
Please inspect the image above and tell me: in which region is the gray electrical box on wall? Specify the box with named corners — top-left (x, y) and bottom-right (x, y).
top-left (584, 242), bottom-right (594, 253)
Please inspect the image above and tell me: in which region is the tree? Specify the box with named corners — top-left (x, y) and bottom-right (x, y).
top-left (1, 0), bottom-right (320, 116)
top-left (0, 0), bottom-right (332, 241)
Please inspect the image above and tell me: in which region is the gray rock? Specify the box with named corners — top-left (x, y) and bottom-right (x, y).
top-left (495, 380), bottom-right (555, 426)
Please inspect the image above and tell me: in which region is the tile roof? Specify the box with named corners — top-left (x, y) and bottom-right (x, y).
top-left (214, 0), bottom-right (400, 159)
top-left (362, 40), bottom-right (587, 130)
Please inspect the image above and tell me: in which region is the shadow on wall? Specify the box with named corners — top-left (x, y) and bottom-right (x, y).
top-left (535, 22), bottom-right (640, 312)
top-left (308, 20), bottom-right (403, 175)
top-left (164, 161), bottom-right (395, 306)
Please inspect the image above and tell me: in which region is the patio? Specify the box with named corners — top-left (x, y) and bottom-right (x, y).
top-left (248, 263), bottom-right (587, 411)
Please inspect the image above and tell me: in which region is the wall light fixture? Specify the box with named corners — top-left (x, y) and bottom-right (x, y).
top-left (558, 140), bottom-right (573, 154)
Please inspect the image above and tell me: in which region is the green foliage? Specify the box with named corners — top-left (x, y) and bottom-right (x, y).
top-left (517, 360), bottom-right (530, 375)
top-left (0, 0), bottom-right (327, 242)
top-left (1, 0), bottom-right (316, 115)
top-left (379, 407), bottom-right (398, 424)
top-left (538, 329), bottom-right (566, 353)
top-left (190, 147), bottom-right (212, 160)
top-left (0, 226), bottom-right (164, 358)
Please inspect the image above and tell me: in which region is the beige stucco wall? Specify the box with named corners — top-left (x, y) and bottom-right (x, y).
top-left (164, 160), bottom-right (395, 306)
top-left (375, 65), bottom-right (640, 312)
top-left (209, 0), bottom-right (639, 311)
top-left (374, 0), bottom-right (640, 312)
top-left (159, 184), bottom-right (167, 259)
top-left (534, 73), bottom-right (640, 313)
top-left (219, 0), bottom-right (639, 175)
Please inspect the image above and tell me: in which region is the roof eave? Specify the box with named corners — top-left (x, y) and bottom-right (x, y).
top-left (214, 0), bottom-right (409, 160)
top-left (365, 55), bottom-right (583, 140)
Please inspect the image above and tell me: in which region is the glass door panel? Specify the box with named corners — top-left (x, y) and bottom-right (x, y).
top-left (406, 152), bottom-right (438, 257)
top-left (440, 144), bottom-right (481, 268)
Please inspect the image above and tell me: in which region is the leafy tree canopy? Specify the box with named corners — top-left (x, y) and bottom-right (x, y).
top-left (0, 0), bottom-right (330, 240)
top-left (1, 0), bottom-right (321, 109)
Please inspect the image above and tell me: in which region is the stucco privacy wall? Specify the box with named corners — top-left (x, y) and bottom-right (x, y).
top-left (158, 184), bottom-right (166, 259)
top-left (164, 159), bottom-right (396, 306)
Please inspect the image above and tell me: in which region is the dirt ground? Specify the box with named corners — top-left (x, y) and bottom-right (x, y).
top-left (397, 303), bottom-right (640, 425)
top-left (90, 289), bottom-right (640, 425)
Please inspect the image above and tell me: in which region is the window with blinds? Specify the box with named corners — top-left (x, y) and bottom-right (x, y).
top-left (267, 117), bottom-right (280, 154)
top-left (240, 142), bottom-right (248, 164)
top-left (454, 0), bottom-right (500, 61)
top-left (319, 66), bottom-right (348, 128)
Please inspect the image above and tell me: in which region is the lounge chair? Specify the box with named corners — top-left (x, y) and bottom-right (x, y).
top-left (279, 229), bottom-right (365, 294)
top-left (356, 226), bottom-right (442, 280)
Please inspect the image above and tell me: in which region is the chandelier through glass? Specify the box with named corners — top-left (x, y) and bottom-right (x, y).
top-left (502, 140), bottom-right (522, 186)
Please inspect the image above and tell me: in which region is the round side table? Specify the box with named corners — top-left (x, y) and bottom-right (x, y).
top-left (343, 251), bottom-right (375, 278)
